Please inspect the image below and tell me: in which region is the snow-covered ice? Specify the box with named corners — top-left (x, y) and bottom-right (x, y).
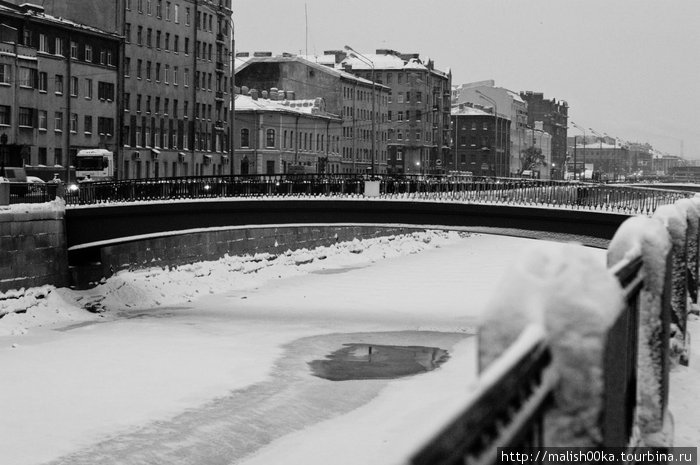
top-left (0, 230), bottom-right (697, 465)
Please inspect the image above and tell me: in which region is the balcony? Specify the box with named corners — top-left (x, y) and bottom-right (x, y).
top-left (214, 120), bottom-right (225, 131)
top-left (216, 33), bottom-right (225, 44)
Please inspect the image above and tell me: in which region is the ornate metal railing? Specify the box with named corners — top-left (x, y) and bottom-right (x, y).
top-left (55, 174), bottom-right (692, 215)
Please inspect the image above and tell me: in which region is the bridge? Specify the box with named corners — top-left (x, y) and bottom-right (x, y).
top-left (3, 174), bottom-right (698, 461)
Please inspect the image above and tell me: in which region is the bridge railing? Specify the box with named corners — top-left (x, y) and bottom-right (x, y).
top-left (60, 174), bottom-right (692, 215)
top-left (408, 197), bottom-right (700, 462)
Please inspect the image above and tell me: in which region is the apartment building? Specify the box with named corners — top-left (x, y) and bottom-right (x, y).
top-left (13, 0), bottom-right (235, 179)
top-left (0, 2), bottom-right (120, 181)
top-left (520, 91), bottom-right (568, 180)
top-left (235, 54), bottom-right (389, 174)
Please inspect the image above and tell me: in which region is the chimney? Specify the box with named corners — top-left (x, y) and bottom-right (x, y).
top-left (270, 88), bottom-right (278, 100)
top-left (235, 52), bottom-right (250, 58)
top-left (323, 50), bottom-right (347, 64)
top-left (261, 90), bottom-right (268, 99)
top-left (241, 86), bottom-right (249, 95)
top-left (253, 51), bottom-right (272, 57)
top-left (250, 89), bottom-right (258, 100)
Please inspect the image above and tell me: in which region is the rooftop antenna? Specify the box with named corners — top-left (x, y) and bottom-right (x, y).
top-left (305, 3), bottom-right (308, 57)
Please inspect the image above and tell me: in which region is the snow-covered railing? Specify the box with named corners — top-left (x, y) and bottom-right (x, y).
top-left (409, 195), bottom-right (700, 461)
top-left (58, 175), bottom-right (692, 215)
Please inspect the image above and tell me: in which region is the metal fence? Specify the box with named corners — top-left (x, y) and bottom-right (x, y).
top-left (49, 175), bottom-right (692, 215)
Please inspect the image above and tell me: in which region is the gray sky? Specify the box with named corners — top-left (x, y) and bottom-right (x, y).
top-left (235, 0), bottom-right (700, 159)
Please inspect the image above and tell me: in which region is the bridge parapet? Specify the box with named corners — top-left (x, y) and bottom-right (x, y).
top-left (62, 175), bottom-right (692, 216)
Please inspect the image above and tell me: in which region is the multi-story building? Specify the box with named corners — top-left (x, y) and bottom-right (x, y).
top-left (520, 91), bottom-right (568, 180)
top-left (627, 142), bottom-right (654, 176)
top-left (569, 138), bottom-right (630, 180)
top-left (324, 49), bottom-right (451, 175)
top-left (234, 89), bottom-right (342, 174)
top-left (451, 102), bottom-right (511, 177)
top-left (14, 0), bottom-right (235, 179)
top-left (235, 54), bottom-right (389, 174)
top-left (0, 3), bottom-right (120, 181)
top-left (453, 81), bottom-right (527, 176)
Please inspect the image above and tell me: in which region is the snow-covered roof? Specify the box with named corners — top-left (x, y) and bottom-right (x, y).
top-left (236, 56), bottom-right (390, 91)
top-left (451, 105), bottom-right (493, 117)
top-left (0, 3), bottom-right (120, 39)
top-left (234, 94), bottom-right (341, 120)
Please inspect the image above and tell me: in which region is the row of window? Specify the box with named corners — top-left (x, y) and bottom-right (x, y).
top-left (124, 123), bottom-right (228, 153)
top-left (0, 64), bottom-right (115, 100)
top-left (387, 129), bottom-right (430, 142)
top-left (127, 0), bottom-right (232, 36)
top-left (240, 128), bottom-right (340, 153)
top-left (124, 93), bottom-right (227, 122)
top-left (341, 147), bottom-right (388, 163)
top-left (125, 59), bottom-right (228, 93)
top-left (0, 104), bottom-right (114, 135)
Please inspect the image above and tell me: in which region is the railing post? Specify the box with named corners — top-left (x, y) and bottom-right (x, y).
top-left (608, 215), bottom-right (674, 447)
top-left (479, 242), bottom-right (625, 447)
top-left (653, 204), bottom-right (690, 366)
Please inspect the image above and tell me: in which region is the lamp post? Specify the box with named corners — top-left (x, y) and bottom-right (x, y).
top-left (344, 45), bottom-right (375, 176)
top-left (476, 90), bottom-right (500, 177)
top-left (589, 127), bottom-right (605, 180)
top-left (570, 121), bottom-right (586, 180)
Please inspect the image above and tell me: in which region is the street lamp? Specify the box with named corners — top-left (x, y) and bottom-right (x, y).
top-left (476, 90), bottom-right (501, 177)
top-left (344, 45), bottom-right (376, 176)
top-left (570, 121), bottom-right (586, 180)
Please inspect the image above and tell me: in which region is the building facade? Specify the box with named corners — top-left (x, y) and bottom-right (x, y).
top-left (235, 55), bottom-right (389, 175)
top-left (520, 91), bottom-right (568, 179)
top-left (10, 0), bottom-right (235, 179)
top-left (523, 122), bottom-right (552, 179)
top-left (569, 139), bottom-right (630, 180)
top-left (327, 49), bottom-right (452, 175)
top-left (452, 103), bottom-right (511, 177)
top-left (0, 3), bottom-right (120, 181)
top-left (234, 89), bottom-right (341, 174)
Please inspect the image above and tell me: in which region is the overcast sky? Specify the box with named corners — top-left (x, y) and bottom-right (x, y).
top-left (235, 0), bottom-right (700, 159)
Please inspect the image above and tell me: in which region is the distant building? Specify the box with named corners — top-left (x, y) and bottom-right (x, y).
top-left (0, 3), bottom-right (120, 180)
top-left (234, 89), bottom-right (342, 174)
top-left (520, 91), bottom-right (568, 179)
top-left (322, 49), bottom-right (452, 175)
top-left (453, 81), bottom-right (528, 176)
top-left (235, 55), bottom-right (390, 174)
top-left (569, 139), bottom-right (630, 180)
top-left (451, 102), bottom-right (511, 177)
top-left (523, 122), bottom-right (552, 179)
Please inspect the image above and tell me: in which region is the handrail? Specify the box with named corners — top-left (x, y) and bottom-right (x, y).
top-left (54, 175), bottom-right (692, 216)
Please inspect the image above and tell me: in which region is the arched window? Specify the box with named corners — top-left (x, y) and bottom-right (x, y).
top-left (240, 128), bottom-right (249, 148)
top-left (266, 128), bottom-right (275, 148)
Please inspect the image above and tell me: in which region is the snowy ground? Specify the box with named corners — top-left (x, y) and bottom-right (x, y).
top-left (0, 231), bottom-right (697, 465)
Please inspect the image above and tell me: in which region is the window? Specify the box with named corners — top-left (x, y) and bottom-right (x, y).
top-left (137, 26), bottom-right (143, 45)
top-left (147, 0), bottom-right (152, 15)
top-left (186, 7), bottom-right (191, 25)
top-left (124, 93), bottom-right (130, 111)
top-left (155, 63), bottom-right (161, 81)
top-left (22, 29), bottom-right (32, 46)
top-left (396, 148), bottom-right (403, 160)
top-left (415, 131), bottom-right (421, 141)
top-left (156, 0), bottom-right (162, 17)
top-left (164, 64), bottom-right (170, 83)
top-left (155, 97), bottom-right (160, 114)
top-left (137, 59), bottom-right (143, 79)
top-left (54, 148), bottom-right (63, 166)
top-left (397, 92), bottom-right (404, 104)
top-left (18, 67), bottom-right (36, 88)
top-left (98, 117), bottom-right (114, 136)
top-left (0, 105), bottom-right (11, 125)
top-left (397, 130), bottom-right (403, 140)
top-left (184, 37), bottom-right (189, 54)
top-left (98, 81), bottom-right (115, 101)
top-left (54, 74), bottom-right (64, 94)
top-left (71, 76), bottom-right (79, 96)
top-left (146, 95), bottom-right (151, 113)
top-left (0, 64), bottom-right (10, 85)
top-left (240, 128), bottom-right (249, 147)
top-left (85, 78), bottom-right (93, 99)
top-left (70, 113), bottom-right (78, 133)
top-left (165, 33), bottom-right (170, 51)
top-left (166, 1), bottom-right (171, 20)
top-left (99, 49), bottom-right (106, 65)
top-left (174, 4), bottom-right (179, 23)
top-left (85, 44), bottom-right (93, 62)
top-left (136, 94), bottom-right (142, 112)
top-left (70, 41), bottom-right (78, 59)
top-left (146, 60), bottom-right (151, 80)
top-left (107, 51), bottom-right (113, 66)
top-left (38, 147), bottom-right (47, 165)
top-left (38, 72), bottom-right (47, 91)
top-left (417, 92), bottom-right (422, 103)
top-left (164, 98), bottom-right (169, 115)
top-left (147, 28), bottom-right (152, 47)
top-left (137, 0), bottom-right (143, 13)
top-left (184, 68), bottom-right (189, 86)
top-left (416, 110), bottom-right (422, 121)
top-left (55, 37), bottom-right (63, 56)
top-left (173, 35), bottom-right (179, 53)
top-left (39, 110), bottom-right (47, 130)
top-left (173, 66), bottom-right (178, 85)
top-left (398, 111), bottom-right (403, 121)
top-left (39, 34), bottom-right (49, 52)
top-left (124, 57), bottom-right (131, 77)
top-left (156, 30), bottom-right (161, 49)
top-left (84, 115), bottom-right (92, 135)
top-left (125, 23), bottom-right (131, 42)
top-left (54, 111), bottom-right (63, 131)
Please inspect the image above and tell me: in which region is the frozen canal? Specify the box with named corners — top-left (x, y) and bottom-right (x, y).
top-left (1, 232), bottom-right (606, 465)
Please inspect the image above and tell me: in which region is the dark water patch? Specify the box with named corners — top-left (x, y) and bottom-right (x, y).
top-left (309, 343), bottom-right (449, 381)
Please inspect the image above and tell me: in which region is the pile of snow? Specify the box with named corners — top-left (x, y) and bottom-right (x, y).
top-left (0, 230), bottom-right (466, 336)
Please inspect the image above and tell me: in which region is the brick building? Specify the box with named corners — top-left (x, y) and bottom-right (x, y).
top-left (235, 55), bottom-right (389, 174)
top-left (452, 102), bottom-right (511, 177)
top-left (0, 2), bottom-right (120, 181)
